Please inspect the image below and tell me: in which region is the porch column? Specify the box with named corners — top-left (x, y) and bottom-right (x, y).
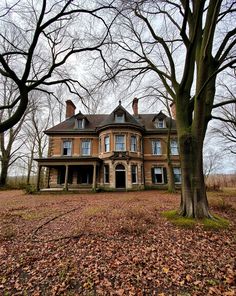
top-left (46, 168), bottom-right (50, 188)
top-left (93, 163), bottom-right (96, 190)
top-left (64, 165), bottom-right (69, 191)
top-left (36, 165), bottom-right (42, 191)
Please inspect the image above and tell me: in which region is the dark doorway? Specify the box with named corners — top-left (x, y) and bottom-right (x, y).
top-left (116, 164), bottom-right (126, 189)
top-left (77, 165), bottom-right (93, 184)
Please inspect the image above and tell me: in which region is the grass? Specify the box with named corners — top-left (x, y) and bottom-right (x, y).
top-left (162, 210), bottom-right (230, 230)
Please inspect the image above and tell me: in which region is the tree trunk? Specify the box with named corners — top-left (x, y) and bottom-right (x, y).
top-left (178, 132), bottom-right (211, 218)
top-left (0, 158), bottom-right (9, 187)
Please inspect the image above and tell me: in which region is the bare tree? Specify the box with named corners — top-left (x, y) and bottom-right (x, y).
top-left (99, 0), bottom-right (236, 218)
top-left (0, 76), bottom-right (30, 186)
top-left (0, 0), bottom-right (113, 132)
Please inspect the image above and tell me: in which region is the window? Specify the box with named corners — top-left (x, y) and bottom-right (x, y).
top-left (115, 135), bottom-right (125, 151)
top-left (104, 136), bottom-right (110, 152)
top-left (104, 165), bottom-right (109, 183)
top-left (155, 119), bottom-right (165, 128)
top-left (170, 139), bottom-right (179, 155)
top-left (131, 165), bottom-right (137, 183)
top-left (115, 113), bottom-right (125, 123)
top-left (78, 118), bottom-right (85, 129)
top-left (81, 140), bottom-right (91, 155)
top-left (173, 168), bottom-right (181, 184)
top-left (130, 136), bottom-right (137, 152)
top-left (152, 167), bottom-right (164, 184)
top-left (152, 140), bottom-right (162, 155)
top-left (63, 141), bottom-right (72, 156)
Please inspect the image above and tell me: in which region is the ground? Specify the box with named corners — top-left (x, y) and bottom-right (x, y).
top-left (0, 189), bottom-right (235, 296)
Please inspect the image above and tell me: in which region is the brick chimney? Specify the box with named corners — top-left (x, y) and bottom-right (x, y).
top-left (65, 100), bottom-right (76, 119)
top-left (132, 97), bottom-right (139, 116)
top-left (170, 102), bottom-right (176, 119)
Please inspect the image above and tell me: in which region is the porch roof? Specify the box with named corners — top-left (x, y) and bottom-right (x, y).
top-left (34, 156), bottom-right (102, 166)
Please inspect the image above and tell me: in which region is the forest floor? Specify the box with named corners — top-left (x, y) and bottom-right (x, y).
top-left (0, 189), bottom-right (235, 296)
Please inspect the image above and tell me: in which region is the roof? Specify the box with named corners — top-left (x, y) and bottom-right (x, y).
top-left (45, 103), bottom-right (176, 135)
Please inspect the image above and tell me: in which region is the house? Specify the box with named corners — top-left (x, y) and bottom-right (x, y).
top-left (35, 98), bottom-right (181, 191)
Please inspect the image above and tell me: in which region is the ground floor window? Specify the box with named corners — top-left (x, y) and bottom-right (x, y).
top-left (131, 165), bottom-right (137, 183)
top-left (173, 167), bottom-right (181, 184)
top-left (104, 165), bottom-right (109, 183)
top-left (152, 167), bottom-right (164, 184)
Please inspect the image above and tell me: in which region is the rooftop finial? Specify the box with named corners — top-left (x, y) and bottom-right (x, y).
top-left (119, 100), bottom-right (121, 105)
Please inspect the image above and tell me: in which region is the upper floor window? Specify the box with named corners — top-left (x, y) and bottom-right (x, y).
top-left (152, 140), bottom-right (162, 155)
top-left (115, 135), bottom-right (125, 151)
top-left (155, 119), bottom-right (165, 128)
top-left (131, 165), bottom-right (137, 183)
top-left (63, 141), bottom-right (72, 156)
top-left (104, 136), bottom-right (110, 152)
top-left (130, 135), bottom-right (137, 152)
top-left (81, 140), bottom-right (91, 156)
top-left (115, 113), bottom-right (125, 123)
top-left (170, 139), bottom-right (179, 155)
top-left (78, 118), bottom-right (85, 129)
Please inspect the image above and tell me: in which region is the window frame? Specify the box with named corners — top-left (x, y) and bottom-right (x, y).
top-left (104, 164), bottom-right (110, 183)
top-left (173, 167), bottom-right (181, 184)
top-left (131, 165), bottom-right (138, 184)
top-left (81, 139), bottom-right (91, 156)
top-left (104, 135), bottom-right (110, 152)
top-left (170, 139), bottom-right (179, 155)
top-left (115, 135), bottom-right (125, 151)
top-left (152, 167), bottom-right (164, 184)
top-left (130, 135), bottom-right (137, 152)
top-left (62, 140), bottom-right (72, 156)
top-left (152, 140), bottom-right (162, 155)
top-left (77, 118), bottom-right (85, 129)
top-left (115, 113), bottom-right (125, 123)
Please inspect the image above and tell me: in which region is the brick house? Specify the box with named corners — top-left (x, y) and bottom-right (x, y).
top-left (35, 98), bottom-right (181, 191)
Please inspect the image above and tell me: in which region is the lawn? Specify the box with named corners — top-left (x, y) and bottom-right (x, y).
top-left (0, 189), bottom-right (235, 295)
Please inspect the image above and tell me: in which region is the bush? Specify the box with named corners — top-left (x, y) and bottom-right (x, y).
top-left (24, 184), bottom-right (37, 194)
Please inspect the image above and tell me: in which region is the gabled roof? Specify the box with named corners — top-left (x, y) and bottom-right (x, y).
top-left (97, 102), bottom-right (144, 131)
top-left (44, 102), bottom-right (176, 135)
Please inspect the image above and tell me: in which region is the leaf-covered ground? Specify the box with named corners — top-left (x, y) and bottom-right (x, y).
top-left (0, 189), bottom-right (235, 295)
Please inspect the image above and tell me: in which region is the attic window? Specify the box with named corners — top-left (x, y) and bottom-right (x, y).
top-left (155, 118), bottom-right (165, 128)
top-left (115, 113), bottom-right (125, 123)
top-left (78, 118), bottom-right (85, 129)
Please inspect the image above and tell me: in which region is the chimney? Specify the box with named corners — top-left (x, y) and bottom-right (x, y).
top-left (65, 100), bottom-right (76, 119)
top-left (132, 97), bottom-right (139, 116)
top-left (170, 102), bottom-right (176, 119)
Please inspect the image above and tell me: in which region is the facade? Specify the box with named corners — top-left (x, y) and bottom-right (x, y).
top-left (35, 98), bottom-right (181, 191)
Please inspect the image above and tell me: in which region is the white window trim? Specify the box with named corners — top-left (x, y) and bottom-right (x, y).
top-left (62, 140), bottom-right (72, 156)
top-left (104, 135), bottom-right (110, 152)
top-left (173, 167), bottom-right (181, 184)
top-left (114, 134), bottom-right (126, 151)
top-left (81, 139), bottom-right (91, 156)
top-left (131, 165), bottom-right (138, 184)
top-left (104, 165), bottom-right (109, 183)
top-left (153, 167), bottom-right (164, 184)
top-left (152, 140), bottom-right (162, 155)
top-left (170, 139), bottom-right (179, 155)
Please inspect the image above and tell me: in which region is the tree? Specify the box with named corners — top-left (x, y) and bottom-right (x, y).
top-left (0, 76), bottom-right (30, 186)
top-left (100, 0), bottom-right (236, 218)
top-left (211, 74), bottom-right (236, 154)
top-left (0, 0), bottom-right (113, 133)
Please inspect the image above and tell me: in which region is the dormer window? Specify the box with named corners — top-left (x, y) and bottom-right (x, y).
top-left (155, 118), bottom-right (165, 128)
top-left (78, 118), bottom-right (85, 129)
top-left (115, 113), bottom-right (125, 123)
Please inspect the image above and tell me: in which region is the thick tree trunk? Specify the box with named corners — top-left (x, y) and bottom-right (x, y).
top-left (0, 159), bottom-right (9, 187)
top-left (179, 133), bottom-right (211, 218)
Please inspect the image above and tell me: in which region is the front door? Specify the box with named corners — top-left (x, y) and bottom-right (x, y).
top-left (115, 164), bottom-right (126, 189)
